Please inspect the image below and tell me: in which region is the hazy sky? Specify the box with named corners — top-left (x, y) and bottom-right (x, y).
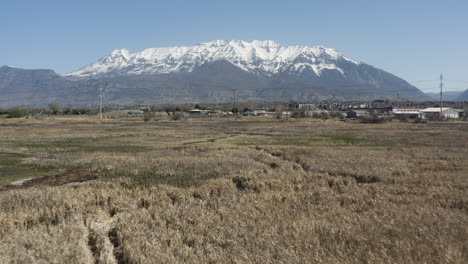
top-left (2, 0), bottom-right (467, 92)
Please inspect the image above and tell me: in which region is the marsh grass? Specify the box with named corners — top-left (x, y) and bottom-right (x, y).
top-left (0, 152), bottom-right (57, 185)
top-left (0, 117), bottom-right (467, 263)
top-left (17, 136), bottom-right (153, 153)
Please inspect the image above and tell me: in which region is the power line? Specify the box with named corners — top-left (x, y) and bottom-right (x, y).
top-left (444, 79), bottom-right (468, 83)
top-left (410, 79), bottom-right (440, 83)
top-left (411, 79), bottom-right (468, 83)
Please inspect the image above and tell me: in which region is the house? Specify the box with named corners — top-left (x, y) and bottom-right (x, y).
top-left (392, 107), bottom-right (424, 119)
top-left (421, 107), bottom-right (460, 119)
top-left (189, 109), bottom-right (203, 115)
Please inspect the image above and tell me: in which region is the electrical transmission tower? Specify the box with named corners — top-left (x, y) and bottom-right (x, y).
top-left (99, 87), bottom-right (104, 119)
top-left (439, 73), bottom-right (443, 120)
top-left (233, 88), bottom-right (237, 113)
top-left (397, 92), bottom-right (400, 107)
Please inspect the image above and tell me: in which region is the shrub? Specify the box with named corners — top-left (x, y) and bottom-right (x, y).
top-left (360, 113), bottom-right (387, 124)
top-left (143, 112), bottom-right (153, 122)
top-left (414, 118), bottom-right (428, 123)
top-left (48, 104), bottom-right (61, 115)
top-left (399, 115), bottom-right (409, 123)
top-left (72, 109), bottom-right (88, 115)
top-left (170, 112), bottom-right (185, 121)
top-left (150, 105), bottom-right (160, 112)
top-left (291, 109), bottom-right (307, 118)
top-left (319, 111), bottom-right (330, 120)
top-left (8, 108), bottom-right (30, 118)
top-left (275, 112), bottom-right (286, 120)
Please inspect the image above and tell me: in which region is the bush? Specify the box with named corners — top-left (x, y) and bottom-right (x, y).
top-left (414, 118), bottom-right (428, 123)
top-left (318, 111), bottom-right (330, 120)
top-left (360, 113), bottom-right (387, 124)
top-left (291, 109), bottom-right (307, 118)
top-left (150, 105), bottom-right (160, 112)
top-left (8, 108), bottom-right (30, 118)
top-left (48, 104), bottom-right (61, 115)
top-left (399, 115), bottom-right (409, 123)
top-left (143, 112), bottom-right (153, 122)
top-left (73, 108), bottom-right (87, 115)
top-left (170, 112), bottom-right (185, 121)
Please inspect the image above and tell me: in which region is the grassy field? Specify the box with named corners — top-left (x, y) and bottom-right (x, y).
top-left (0, 116), bottom-right (467, 263)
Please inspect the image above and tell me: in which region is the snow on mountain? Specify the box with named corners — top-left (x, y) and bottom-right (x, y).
top-left (66, 40), bottom-right (360, 77)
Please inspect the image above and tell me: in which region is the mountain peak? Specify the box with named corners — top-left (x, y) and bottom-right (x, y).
top-left (66, 40), bottom-right (359, 77)
top-left (110, 49), bottom-right (132, 59)
top-left (199, 40), bottom-right (281, 47)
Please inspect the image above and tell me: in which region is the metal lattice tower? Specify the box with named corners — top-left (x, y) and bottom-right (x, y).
top-left (440, 73), bottom-right (443, 120)
top-left (233, 89), bottom-right (237, 113)
top-left (99, 87), bottom-right (103, 119)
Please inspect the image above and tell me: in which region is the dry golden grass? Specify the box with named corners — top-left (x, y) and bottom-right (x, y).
top-left (0, 116), bottom-right (467, 263)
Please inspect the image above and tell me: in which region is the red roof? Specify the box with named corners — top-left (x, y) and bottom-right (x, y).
top-left (393, 107), bottom-right (425, 110)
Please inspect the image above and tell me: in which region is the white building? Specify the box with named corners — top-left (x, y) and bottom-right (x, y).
top-left (392, 107), bottom-right (424, 119)
top-left (189, 109), bottom-right (203, 115)
top-left (421, 107), bottom-right (460, 119)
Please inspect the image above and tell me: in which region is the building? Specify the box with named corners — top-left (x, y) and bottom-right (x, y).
top-left (392, 107), bottom-right (424, 120)
top-left (244, 109), bottom-right (267, 116)
top-left (454, 109), bottom-right (466, 119)
top-left (346, 107), bottom-right (392, 118)
top-left (421, 107), bottom-right (460, 119)
top-left (289, 103), bottom-right (316, 110)
top-left (297, 103), bottom-right (316, 110)
top-left (189, 109), bottom-right (203, 115)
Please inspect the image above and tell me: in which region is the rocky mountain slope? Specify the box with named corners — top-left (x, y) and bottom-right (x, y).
top-left (1, 40), bottom-right (429, 107)
top-left (456, 89), bottom-right (468, 101)
top-left (426, 91), bottom-right (464, 101)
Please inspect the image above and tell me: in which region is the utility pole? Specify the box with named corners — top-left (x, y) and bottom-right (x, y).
top-left (463, 100), bottom-right (465, 120)
top-left (233, 88), bottom-right (237, 113)
top-left (99, 87), bottom-right (104, 119)
top-left (440, 73), bottom-right (443, 120)
top-left (397, 92), bottom-right (400, 108)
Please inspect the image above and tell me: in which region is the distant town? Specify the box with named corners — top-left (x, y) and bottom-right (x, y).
top-left (2, 99), bottom-right (465, 122)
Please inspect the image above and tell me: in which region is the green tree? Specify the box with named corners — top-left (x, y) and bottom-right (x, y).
top-left (49, 104), bottom-right (61, 115)
top-left (150, 104), bottom-right (160, 112)
top-left (8, 108), bottom-right (30, 118)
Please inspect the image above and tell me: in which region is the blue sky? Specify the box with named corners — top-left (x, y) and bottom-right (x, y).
top-left (2, 0), bottom-right (467, 92)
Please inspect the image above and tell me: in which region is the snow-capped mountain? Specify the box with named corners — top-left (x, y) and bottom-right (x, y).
top-left (66, 40), bottom-right (360, 77)
top-left (0, 41), bottom-right (430, 107)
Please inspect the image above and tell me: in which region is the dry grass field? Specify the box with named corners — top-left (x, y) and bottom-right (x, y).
top-left (0, 116), bottom-right (467, 263)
